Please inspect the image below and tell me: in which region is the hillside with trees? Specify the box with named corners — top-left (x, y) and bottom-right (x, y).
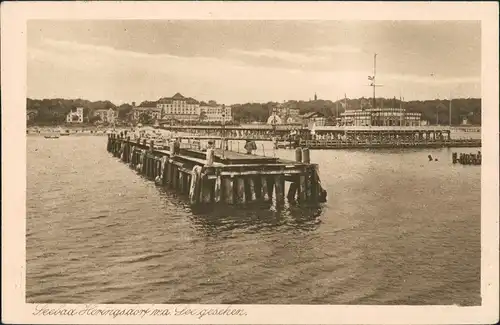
top-left (26, 98), bottom-right (116, 125)
top-left (26, 97), bottom-right (482, 126)
top-left (230, 97), bottom-right (481, 125)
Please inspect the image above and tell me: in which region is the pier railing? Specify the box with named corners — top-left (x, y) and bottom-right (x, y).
top-left (300, 138), bottom-right (482, 149)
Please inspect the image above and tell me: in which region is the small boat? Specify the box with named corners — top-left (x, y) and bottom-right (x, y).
top-left (45, 135), bottom-right (60, 139)
top-left (59, 128), bottom-right (70, 136)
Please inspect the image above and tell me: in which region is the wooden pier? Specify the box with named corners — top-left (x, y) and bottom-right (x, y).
top-left (452, 151), bottom-right (482, 165)
top-left (107, 133), bottom-right (327, 207)
top-left (299, 126), bottom-right (481, 149)
top-left (299, 139), bottom-right (481, 149)
top-left (160, 125), bottom-right (481, 149)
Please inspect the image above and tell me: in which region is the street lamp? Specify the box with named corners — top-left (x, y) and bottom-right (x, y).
top-left (431, 73), bottom-right (440, 125)
top-left (272, 106), bottom-right (277, 138)
top-left (271, 106), bottom-right (278, 156)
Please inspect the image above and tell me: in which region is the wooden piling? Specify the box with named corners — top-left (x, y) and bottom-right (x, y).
top-left (141, 152), bottom-right (147, 175)
top-left (223, 177), bottom-right (234, 204)
top-left (235, 177), bottom-right (246, 204)
top-left (189, 166), bottom-right (202, 204)
top-left (295, 147), bottom-right (302, 162)
top-left (260, 176), bottom-right (270, 201)
top-left (266, 176), bottom-right (275, 201)
top-left (274, 174), bottom-right (285, 206)
top-left (287, 181), bottom-right (298, 202)
top-left (306, 167), bottom-right (313, 199)
top-left (200, 176), bottom-right (213, 204)
top-left (247, 177), bottom-right (257, 202)
top-left (161, 157), bottom-right (168, 185)
top-left (302, 148), bottom-right (310, 164)
top-left (214, 175), bottom-right (222, 203)
top-left (172, 165), bottom-right (179, 189)
top-left (166, 159), bottom-right (173, 187)
top-left (310, 167), bottom-right (319, 202)
top-left (298, 174), bottom-right (307, 202)
top-left (206, 148), bottom-right (215, 167)
top-left (179, 171), bottom-right (185, 193)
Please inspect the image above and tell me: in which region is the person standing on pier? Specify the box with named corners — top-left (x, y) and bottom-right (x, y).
top-left (206, 140), bottom-right (215, 152)
top-left (245, 139), bottom-right (257, 155)
top-left (173, 137), bottom-right (181, 155)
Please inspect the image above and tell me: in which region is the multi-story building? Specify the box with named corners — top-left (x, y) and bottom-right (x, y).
top-left (94, 108), bottom-right (117, 123)
top-left (199, 102), bottom-right (232, 123)
top-left (267, 102), bottom-right (301, 125)
top-left (301, 112), bottom-right (326, 127)
top-left (132, 106), bottom-right (162, 121)
top-left (27, 109), bottom-right (38, 122)
top-left (66, 107), bottom-right (84, 123)
top-left (157, 93), bottom-right (200, 122)
top-left (340, 108), bottom-right (422, 126)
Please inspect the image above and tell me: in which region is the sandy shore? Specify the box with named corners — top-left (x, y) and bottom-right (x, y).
top-left (27, 126), bottom-right (132, 136)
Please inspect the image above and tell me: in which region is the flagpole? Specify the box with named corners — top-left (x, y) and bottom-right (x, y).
top-left (449, 92), bottom-right (452, 127)
top-left (399, 92), bottom-right (403, 126)
top-left (373, 53), bottom-right (377, 109)
top-left (336, 97), bottom-right (339, 124)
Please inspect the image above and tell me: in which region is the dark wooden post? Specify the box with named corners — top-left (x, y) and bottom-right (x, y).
top-left (125, 136), bottom-right (130, 163)
top-left (179, 171), bottom-right (185, 193)
top-left (223, 177), bottom-right (234, 204)
top-left (247, 177), bottom-right (257, 202)
top-left (214, 175), bottom-right (222, 203)
top-left (167, 159), bottom-right (173, 187)
top-left (235, 177), bottom-right (246, 204)
top-left (287, 181), bottom-right (298, 202)
top-left (274, 174), bottom-right (285, 207)
top-left (298, 173), bottom-right (307, 202)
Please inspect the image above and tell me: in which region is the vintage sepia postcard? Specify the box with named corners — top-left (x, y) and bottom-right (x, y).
top-left (1, 1), bottom-right (499, 324)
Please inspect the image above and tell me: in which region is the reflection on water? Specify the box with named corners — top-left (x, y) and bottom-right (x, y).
top-left (188, 204), bottom-right (323, 237)
top-left (26, 136), bottom-right (481, 305)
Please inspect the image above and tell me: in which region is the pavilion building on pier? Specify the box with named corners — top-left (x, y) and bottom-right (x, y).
top-left (340, 107), bottom-right (423, 127)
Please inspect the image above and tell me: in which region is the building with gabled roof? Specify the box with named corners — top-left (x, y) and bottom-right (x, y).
top-left (66, 107), bottom-right (84, 123)
top-left (157, 93), bottom-right (200, 122)
top-left (93, 107), bottom-right (117, 123)
top-left (199, 102), bottom-right (232, 123)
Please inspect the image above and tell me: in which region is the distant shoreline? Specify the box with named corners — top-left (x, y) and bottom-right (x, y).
top-left (26, 125), bottom-right (131, 136)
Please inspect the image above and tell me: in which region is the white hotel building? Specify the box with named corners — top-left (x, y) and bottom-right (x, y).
top-left (157, 93), bottom-right (200, 122)
top-left (131, 93), bottom-right (232, 123)
top-left (199, 102), bottom-right (232, 123)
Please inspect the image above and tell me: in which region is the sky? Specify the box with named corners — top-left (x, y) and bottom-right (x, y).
top-left (27, 20), bottom-right (481, 105)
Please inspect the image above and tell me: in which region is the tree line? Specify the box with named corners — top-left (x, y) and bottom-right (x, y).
top-left (26, 97), bottom-right (481, 126)
top-left (231, 97), bottom-right (481, 125)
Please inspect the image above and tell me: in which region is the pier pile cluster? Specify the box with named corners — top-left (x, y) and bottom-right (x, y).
top-left (452, 151), bottom-right (482, 166)
top-left (107, 132), bottom-right (327, 207)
